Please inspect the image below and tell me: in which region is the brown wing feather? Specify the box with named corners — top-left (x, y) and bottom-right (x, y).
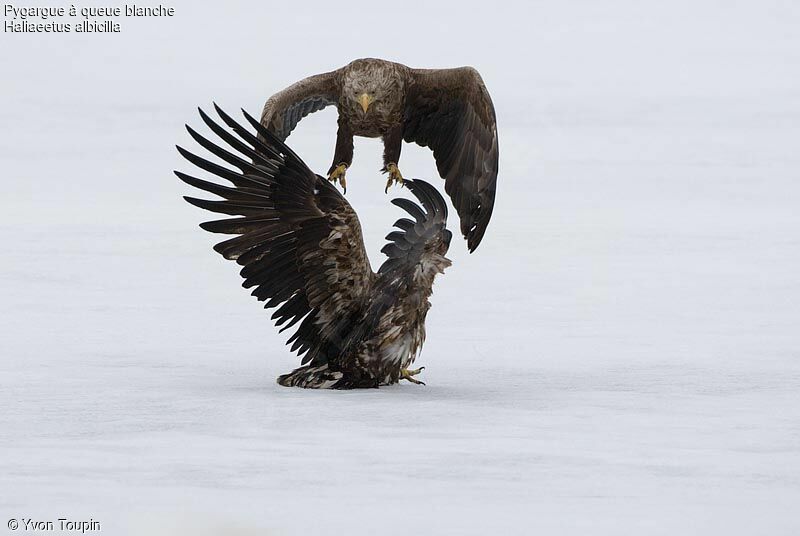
top-left (177, 106), bottom-right (374, 367)
top-left (260, 70), bottom-right (340, 141)
top-left (403, 67), bottom-right (499, 252)
top-left (379, 179), bottom-right (451, 275)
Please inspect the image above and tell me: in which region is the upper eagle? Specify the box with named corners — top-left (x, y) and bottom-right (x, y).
top-left (176, 105), bottom-right (452, 389)
top-left (259, 58), bottom-right (499, 252)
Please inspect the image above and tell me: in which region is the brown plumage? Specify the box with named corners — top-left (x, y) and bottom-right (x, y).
top-left (260, 58), bottom-right (499, 252)
top-left (176, 105), bottom-right (452, 389)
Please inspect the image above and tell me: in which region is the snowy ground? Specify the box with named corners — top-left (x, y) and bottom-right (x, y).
top-left (2, 1), bottom-right (799, 534)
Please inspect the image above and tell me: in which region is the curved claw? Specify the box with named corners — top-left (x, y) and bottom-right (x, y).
top-left (383, 163), bottom-right (404, 193)
top-left (328, 163), bottom-right (348, 193)
top-left (400, 366), bottom-right (426, 385)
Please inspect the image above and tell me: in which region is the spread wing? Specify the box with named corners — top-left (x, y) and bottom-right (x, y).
top-left (379, 179), bottom-right (452, 276)
top-left (176, 104), bottom-right (374, 366)
top-left (402, 67), bottom-right (499, 252)
top-left (260, 71), bottom-right (340, 141)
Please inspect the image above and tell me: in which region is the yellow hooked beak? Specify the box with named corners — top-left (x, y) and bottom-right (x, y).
top-left (358, 92), bottom-right (374, 113)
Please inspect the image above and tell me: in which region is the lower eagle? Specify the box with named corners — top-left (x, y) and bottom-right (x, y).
top-left (176, 105), bottom-right (452, 389)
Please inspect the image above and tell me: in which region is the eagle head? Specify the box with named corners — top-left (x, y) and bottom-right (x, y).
top-left (341, 58), bottom-right (405, 117)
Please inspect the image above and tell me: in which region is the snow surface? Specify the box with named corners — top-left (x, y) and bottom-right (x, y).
top-left (2, 1), bottom-right (799, 534)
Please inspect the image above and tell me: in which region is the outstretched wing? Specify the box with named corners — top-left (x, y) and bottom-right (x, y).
top-left (260, 71), bottom-right (340, 141)
top-left (379, 179), bottom-right (452, 276)
top-left (176, 105), bottom-right (374, 366)
top-left (403, 67), bottom-right (498, 252)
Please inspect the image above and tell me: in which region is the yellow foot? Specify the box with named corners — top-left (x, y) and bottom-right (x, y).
top-left (383, 163), bottom-right (404, 193)
top-left (328, 163), bottom-right (348, 193)
top-left (400, 366), bottom-right (425, 385)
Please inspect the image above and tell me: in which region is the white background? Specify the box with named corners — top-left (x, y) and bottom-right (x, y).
top-left (1, 1), bottom-right (799, 534)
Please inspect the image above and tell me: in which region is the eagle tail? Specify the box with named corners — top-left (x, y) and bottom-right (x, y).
top-left (277, 364), bottom-right (344, 389)
top-left (277, 364), bottom-right (386, 389)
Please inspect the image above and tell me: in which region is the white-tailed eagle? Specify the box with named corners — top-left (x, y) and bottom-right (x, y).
top-left (176, 106), bottom-right (452, 388)
top-left (259, 58), bottom-right (498, 252)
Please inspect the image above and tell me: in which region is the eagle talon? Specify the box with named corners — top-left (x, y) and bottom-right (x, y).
top-left (400, 366), bottom-right (426, 385)
top-left (328, 163), bottom-right (349, 193)
top-left (383, 163), bottom-right (404, 193)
